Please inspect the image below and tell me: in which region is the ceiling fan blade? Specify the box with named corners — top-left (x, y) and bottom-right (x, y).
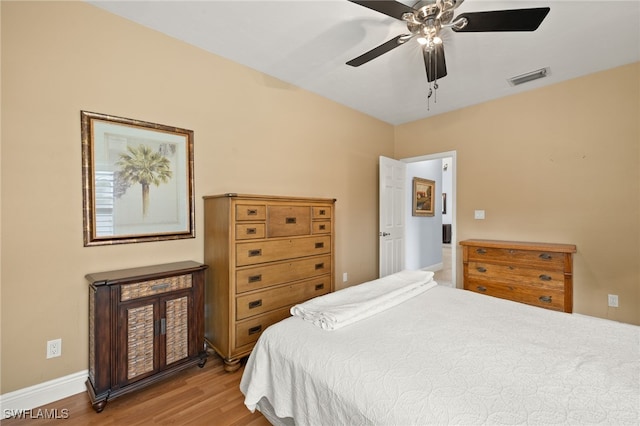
top-left (423, 44), bottom-right (447, 82)
top-left (347, 0), bottom-right (415, 20)
top-left (347, 35), bottom-right (405, 67)
top-left (452, 7), bottom-right (550, 32)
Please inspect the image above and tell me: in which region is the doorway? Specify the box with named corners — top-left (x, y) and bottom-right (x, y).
top-left (403, 151), bottom-right (456, 287)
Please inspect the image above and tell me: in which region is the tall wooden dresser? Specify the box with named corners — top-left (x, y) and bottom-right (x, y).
top-left (203, 193), bottom-right (335, 371)
top-left (460, 239), bottom-right (576, 312)
top-left (86, 261), bottom-right (208, 412)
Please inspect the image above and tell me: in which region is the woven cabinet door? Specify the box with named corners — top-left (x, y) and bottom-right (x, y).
top-left (116, 298), bottom-right (160, 386)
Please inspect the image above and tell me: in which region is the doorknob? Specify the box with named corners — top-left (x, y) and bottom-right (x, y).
top-left (379, 232), bottom-right (391, 237)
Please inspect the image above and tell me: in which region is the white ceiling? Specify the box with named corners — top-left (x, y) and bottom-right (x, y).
top-left (88, 0), bottom-right (640, 125)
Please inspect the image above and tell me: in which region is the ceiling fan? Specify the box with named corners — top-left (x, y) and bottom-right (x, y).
top-left (346, 0), bottom-right (550, 101)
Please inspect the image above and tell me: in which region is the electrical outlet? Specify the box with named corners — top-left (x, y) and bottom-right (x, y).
top-left (607, 294), bottom-right (619, 308)
top-left (47, 338), bottom-right (62, 359)
top-left (474, 210), bottom-right (485, 220)
top-left (343, 272), bottom-right (348, 282)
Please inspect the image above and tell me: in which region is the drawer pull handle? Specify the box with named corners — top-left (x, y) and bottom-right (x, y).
top-left (154, 318), bottom-right (166, 336)
top-left (248, 299), bottom-right (262, 309)
top-left (539, 295), bottom-right (552, 303)
top-left (476, 286), bottom-right (487, 292)
top-left (315, 242), bottom-right (324, 249)
top-left (248, 274), bottom-right (262, 283)
top-left (315, 283), bottom-right (325, 291)
top-left (286, 217), bottom-right (297, 224)
top-left (248, 325), bottom-right (262, 335)
top-left (319, 224), bottom-right (326, 230)
top-left (476, 267), bottom-right (487, 273)
top-left (246, 227), bottom-right (257, 235)
top-left (318, 209), bottom-right (326, 216)
top-left (151, 283), bottom-right (170, 291)
top-left (539, 253), bottom-right (553, 260)
top-left (315, 263), bottom-right (325, 270)
top-left (247, 209), bottom-right (258, 216)
top-left (476, 248), bottom-right (487, 254)
top-left (539, 274), bottom-right (552, 281)
top-left (248, 249), bottom-right (262, 257)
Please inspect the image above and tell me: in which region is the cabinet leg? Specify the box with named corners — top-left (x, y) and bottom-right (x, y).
top-left (223, 358), bottom-right (241, 373)
top-left (92, 399), bottom-right (108, 413)
top-left (198, 352), bottom-right (208, 368)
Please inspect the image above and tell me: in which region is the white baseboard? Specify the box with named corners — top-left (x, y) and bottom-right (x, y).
top-left (0, 370), bottom-right (87, 419)
top-left (422, 262), bottom-right (444, 272)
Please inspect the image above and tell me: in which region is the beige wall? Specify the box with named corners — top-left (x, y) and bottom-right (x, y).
top-left (2, 1), bottom-right (638, 396)
top-left (396, 62), bottom-right (640, 326)
top-left (0, 1), bottom-right (393, 393)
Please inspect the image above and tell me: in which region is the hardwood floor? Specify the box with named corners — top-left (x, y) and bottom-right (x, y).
top-left (3, 352), bottom-right (270, 425)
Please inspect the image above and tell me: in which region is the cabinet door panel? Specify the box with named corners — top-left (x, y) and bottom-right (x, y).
top-left (164, 295), bottom-right (190, 365)
top-left (117, 300), bottom-right (158, 385)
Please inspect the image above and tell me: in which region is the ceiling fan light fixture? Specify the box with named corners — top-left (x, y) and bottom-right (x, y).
top-left (507, 67), bottom-right (550, 86)
top-left (417, 36), bottom-right (428, 45)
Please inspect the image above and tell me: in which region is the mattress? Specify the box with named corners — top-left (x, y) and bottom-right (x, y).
top-left (240, 284), bottom-right (639, 425)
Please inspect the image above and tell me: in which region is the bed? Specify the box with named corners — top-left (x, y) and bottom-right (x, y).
top-left (240, 271), bottom-right (640, 425)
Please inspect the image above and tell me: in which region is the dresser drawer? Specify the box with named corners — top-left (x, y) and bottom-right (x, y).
top-left (235, 204), bottom-right (266, 221)
top-left (312, 206), bottom-right (332, 219)
top-left (267, 206), bottom-right (311, 237)
top-left (312, 220), bottom-right (331, 234)
top-left (236, 223), bottom-right (266, 240)
top-left (236, 275), bottom-right (331, 320)
top-left (235, 307), bottom-right (291, 348)
top-left (236, 236), bottom-right (331, 266)
top-left (465, 279), bottom-right (565, 311)
top-left (467, 246), bottom-right (565, 270)
top-left (236, 255), bottom-right (331, 293)
top-left (121, 274), bottom-right (192, 301)
top-left (467, 261), bottom-right (564, 290)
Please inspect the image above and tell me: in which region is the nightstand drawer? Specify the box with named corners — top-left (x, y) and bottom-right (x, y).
top-left (236, 276), bottom-right (330, 320)
top-left (236, 255), bottom-right (331, 293)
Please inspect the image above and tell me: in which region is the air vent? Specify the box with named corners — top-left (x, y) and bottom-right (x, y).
top-left (507, 67), bottom-right (550, 86)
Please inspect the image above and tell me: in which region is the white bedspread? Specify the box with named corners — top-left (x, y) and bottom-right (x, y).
top-left (241, 285), bottom-right (640, 425)
top-left (290, 269), bottom-right (435, 330)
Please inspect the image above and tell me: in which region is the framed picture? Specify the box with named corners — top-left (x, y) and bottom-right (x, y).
top-left (81, 111), bottom-right (195, 246)
top-left (412, 177), bottom-right (435, 217)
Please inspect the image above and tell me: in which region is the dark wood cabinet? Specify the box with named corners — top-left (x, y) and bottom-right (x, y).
top-left (86, 261), bottom-right (208, 412)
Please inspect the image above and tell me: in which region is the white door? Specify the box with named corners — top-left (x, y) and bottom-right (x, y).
top-left (379, 156), bottom-right (406, 277)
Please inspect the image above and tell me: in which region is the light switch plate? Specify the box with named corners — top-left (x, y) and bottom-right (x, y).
top-left (474, 210), bottom-right (485, 220)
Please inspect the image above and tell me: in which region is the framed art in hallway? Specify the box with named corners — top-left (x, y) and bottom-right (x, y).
top-left (412, 177), bottom-right (435, 217)
top-left (81, 111), bottom-right (195, 246)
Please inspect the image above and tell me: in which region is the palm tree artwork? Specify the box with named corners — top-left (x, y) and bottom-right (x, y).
top-left (115, 144), bottom-right (173, 218)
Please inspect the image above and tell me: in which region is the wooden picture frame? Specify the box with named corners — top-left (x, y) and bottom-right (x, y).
top-left (81, 111), bottom-right (195, 246)
top-left (412, 177), bottom-right (435, 217)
